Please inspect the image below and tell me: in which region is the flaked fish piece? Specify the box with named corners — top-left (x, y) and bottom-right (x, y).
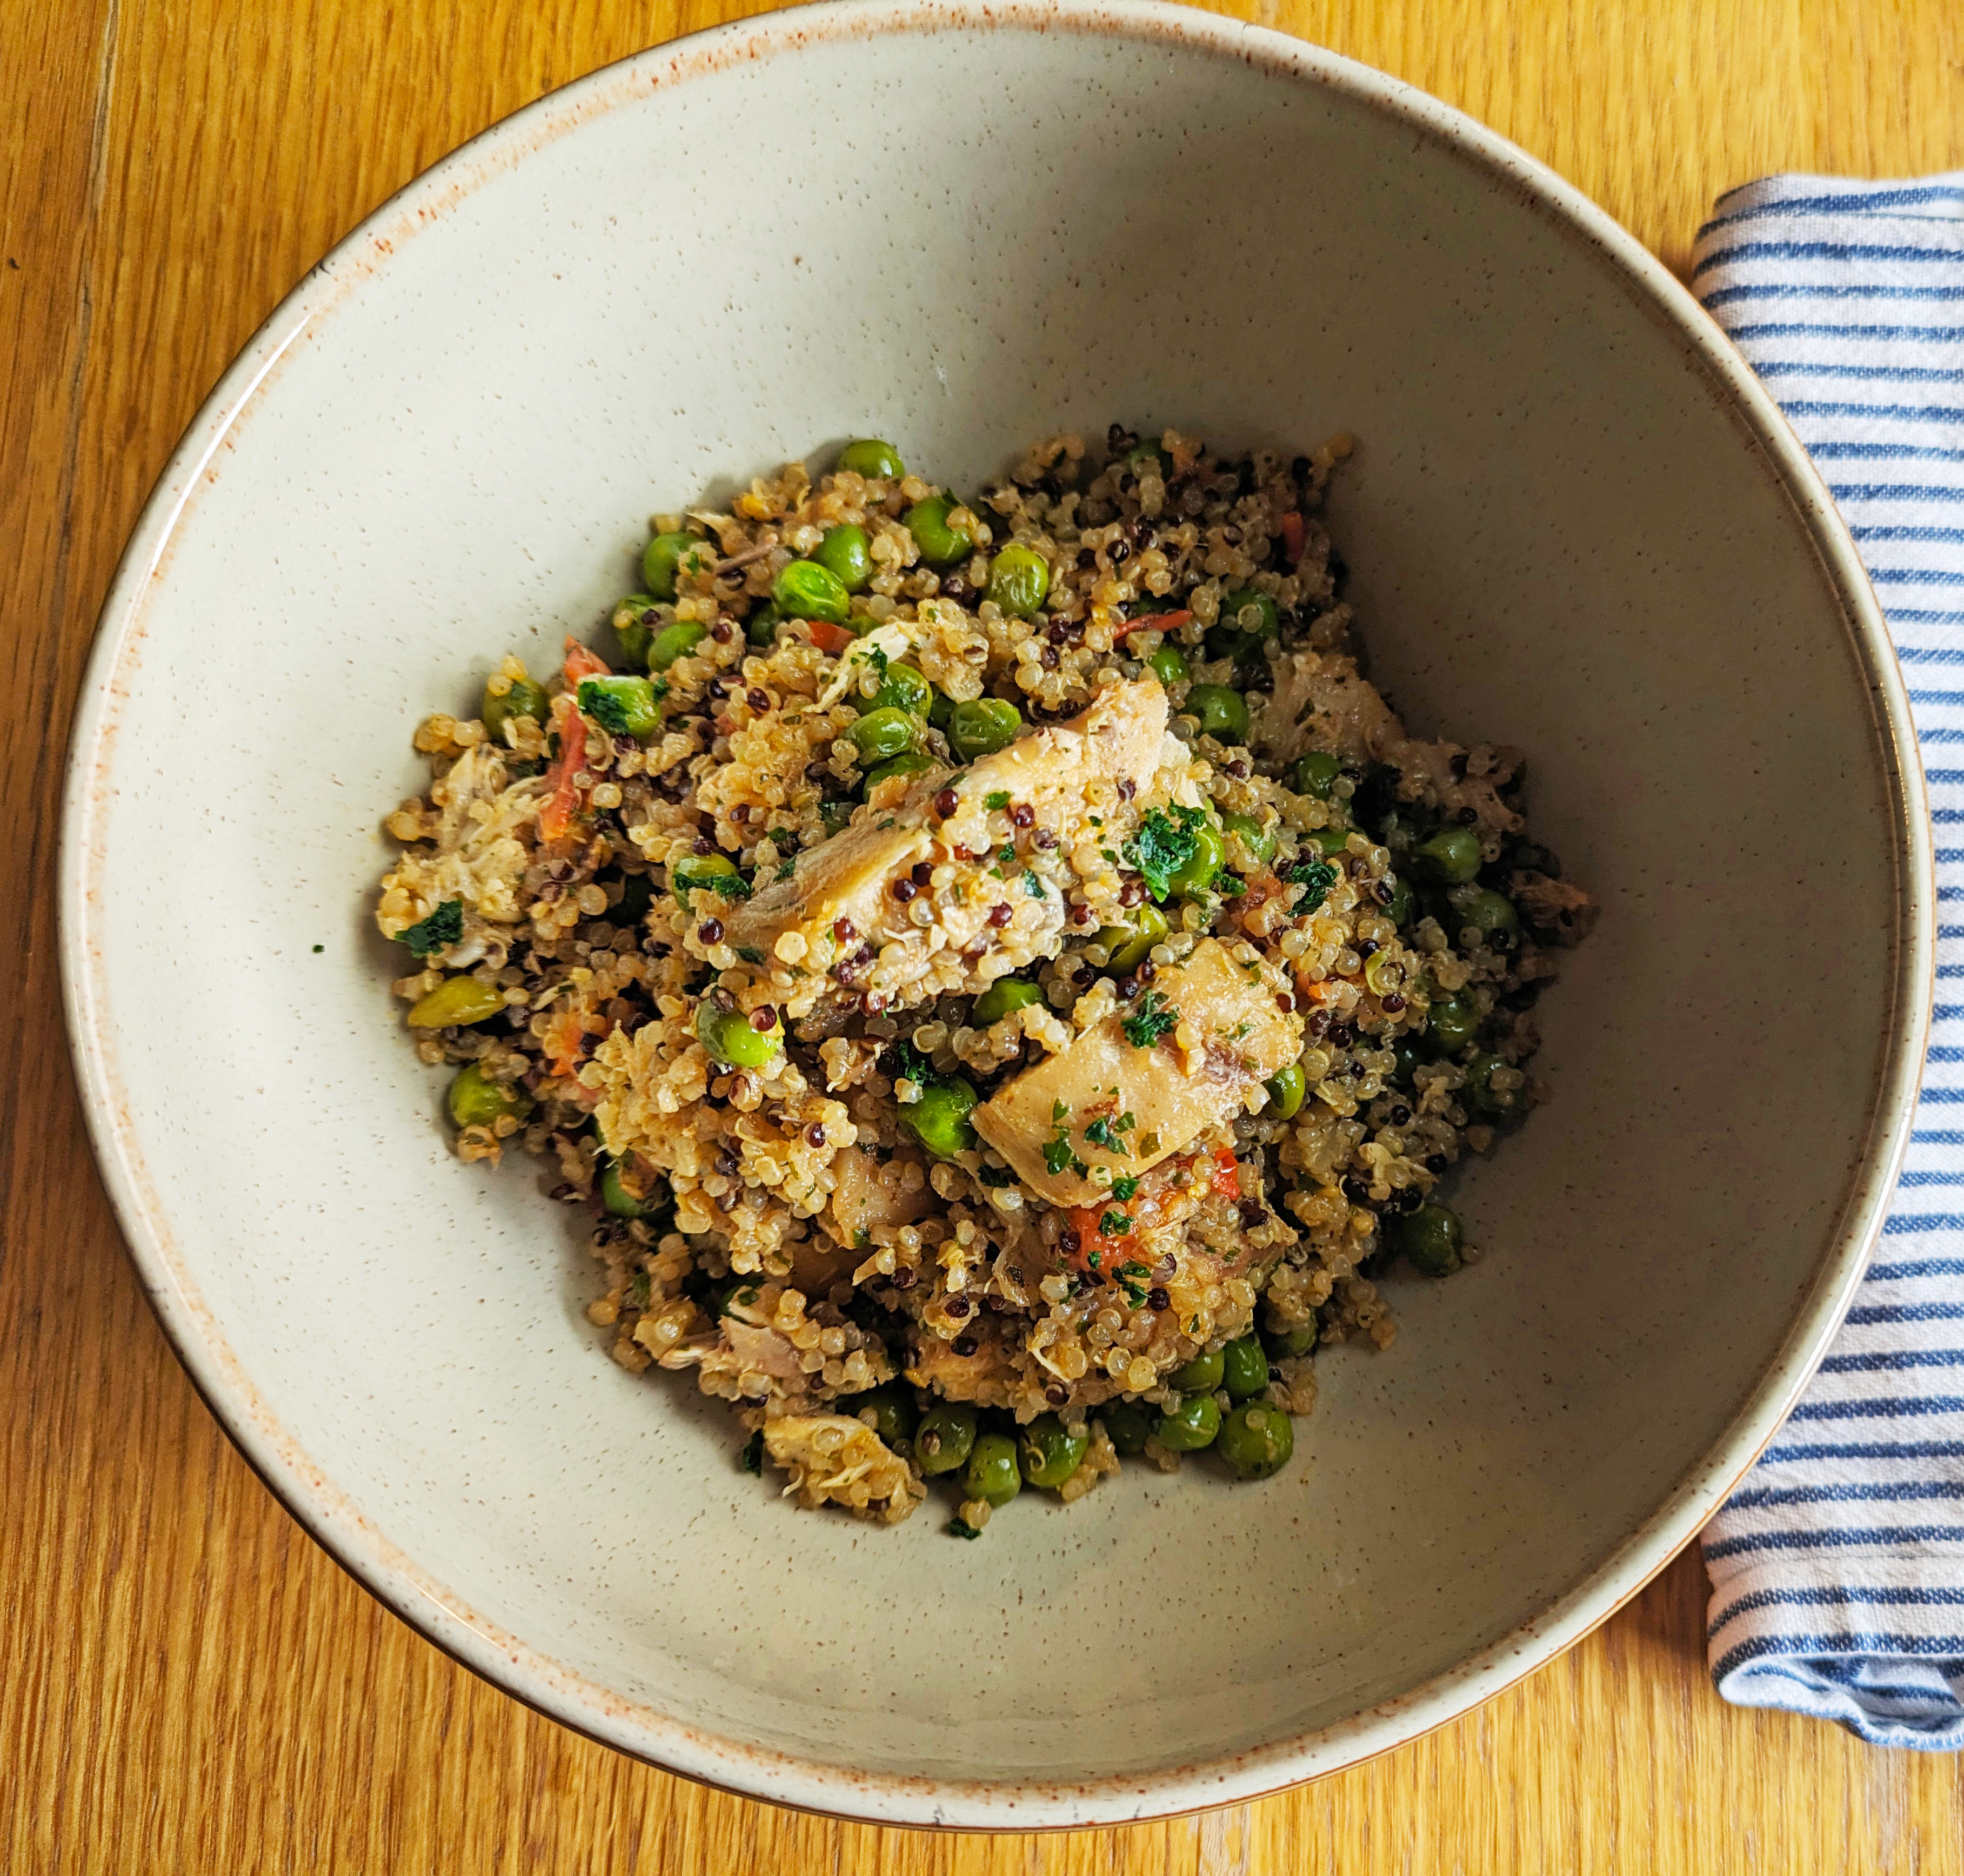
top-left (972, 937), bottom-right (1303, 1207)
top-left (761, 1414), bottom-right (924, 1523)
top-left (1252, 649), bottom-right (1524, 840)
top-left (723, 678), bottom-right (1172, 1018)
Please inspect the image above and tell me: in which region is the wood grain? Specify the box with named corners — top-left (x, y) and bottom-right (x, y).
top-left (7, 0), bottom-right (1964, 1868)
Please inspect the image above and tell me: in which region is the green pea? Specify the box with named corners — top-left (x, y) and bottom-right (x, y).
top-left (745, 602), bottom-right (783, 647)
top-left (863, 663), bottom-right (933, 718)
top-left (1095, 903), bottom-right (1170, 973)
top-left (1185, 684), bottom-right (1250, 742)
top-left (612, 598), bottom-right (657, 669)
top-left (1218, 1402), bottom-right (1295, 1479)
top-left (1222, 810), bottom-right (1277, 866)
top-left (1205, 588), bottom-right (1280, 661)
top-left (644, 619), bottom-right (705, 671)
top-left (1398, 1201), bottom-right (1464, 1277)
top-left (986, 543), bottom-right (1051, 619)
top-left (905, 492), bottom-right (973, 567)
top-left (696, 1002), bottom-right (783, 1070)
top-left (1426, 989), bottom-right (1480, 1054)
top-left (1460, 887), bottom-right (1519, 940)
top-left (447, 1061), bottom-right (531, 1129)
top-left (1305, 827), bottom-right (1353, 858)
top-left (1101, 1400), bottom-right (1157, 1456)
top-left (1168, 1346), bottom-right (1224, 1393)
top-left (1463, 1050), bottom-right (1521, 1120)
top-left (1019, 1412), bottom-right (1088, 1489)
top-left (1220, 1334), bottom-right (1270, 1401)
top-left (600, 1158), bottom-right (661, 1218)
top-left (1155, 1393), bottom-right (1223, 1452)
top-left (643, 531), bottom-right (705, 600)
top-left (1384, 872), bottom-right (1416, 928)
top-left (849, 1382), bottom-right (919, 1447)
top-left (1166, 816), bottom-right (1225, 899)
top-left (672, 852), bottom-right (739, 900)
top-left (863, 752), bottom-right (937, 794)
top-left (1294, 750), bottom-right (1341, 799)
top-left (408, 975), bottom-right (505, 1028)
top-left (847, 707), bottom-right (920, 765)
top-left (928, 689), bottom-right (955, 730)
top-left (577, 675), bottom-right (663, 739)
top-left (1144, 645), bottom-right (1190, 687)
top-left (815, 523), bottom-right (873, 592)
top-left (948, 696), bottom-right (1023, 760)
top-left (483, 675), bottom-right (549, 743)
top-left (965, 1430), bottom-right (1023, 1507)
top-left (1414, 825), bottom-right (1482, 884)
top-left (773, 558), bottom-right (851, 625)
top-left (915, 1401), bottom-right (977, 1475)
top-left (1261, 1321), bottom-right (1320, 1361)
top-left (972, 977), bottom-right (1043, 1024)
top-left (839, 438), bottom-right (905, 480)
top-left (900, 1077), bottom-right (980, 1159)
top-left (1264, 1060), bottom-right (1306, 1122)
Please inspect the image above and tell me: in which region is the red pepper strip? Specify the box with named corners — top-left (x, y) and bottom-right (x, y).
top-left (1210, 1148), bottom-right (1241, 1200)
top-left (1119, 608), bottom-right (1193, 639)
top-left (538, 694), bottom-right (588, 841)
top-left (1279, 511), bottom-right (1306, 568)
top-left (563, 637), bottom-right (611, 686)
top-left (808, 620), bottom-right (857, 656)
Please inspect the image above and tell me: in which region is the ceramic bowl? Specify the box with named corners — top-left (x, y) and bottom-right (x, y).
top-left (62, 0), bottom-right (1930, 1828)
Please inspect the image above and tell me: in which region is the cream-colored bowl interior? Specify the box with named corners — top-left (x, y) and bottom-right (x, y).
top-left (64, 2), bottom-right (1921, 1828)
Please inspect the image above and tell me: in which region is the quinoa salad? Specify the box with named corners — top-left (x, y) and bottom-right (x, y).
top-left (375, 428), bottom-right (1595, 1537)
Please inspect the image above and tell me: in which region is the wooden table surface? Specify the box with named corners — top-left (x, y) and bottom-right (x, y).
top-left (8, 0), bottom-right (1964, 1868)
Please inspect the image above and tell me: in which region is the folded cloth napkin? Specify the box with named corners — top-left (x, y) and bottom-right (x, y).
top-left (1695, 173), bottom-right (1964, 1748)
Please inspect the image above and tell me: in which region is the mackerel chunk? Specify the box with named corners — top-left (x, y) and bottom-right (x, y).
top-left (724, 678), bottom-right (1171, 1018)
top-left (972, 937), bottom-right (1303, 1207)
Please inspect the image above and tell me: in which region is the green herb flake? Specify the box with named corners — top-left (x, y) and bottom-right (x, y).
top-left (734, 944), bottom-right (765, 964)
top-left (1043, 1132), bottom-right (1075, 1176)
top-left (1118, 1260), bottom-right (1150, 1278)
top-left (629, 1272), bottom-right (652, 1310)
top-left (1052, 1100), bottom-right (1069, 1123)
top-left (985, 790), bottom-right (1011, 810)
top-left (774, 858), bottom-right (797, 882)
top-left (399, 897), bottom-right (463, 959)
top-left (1024, 871), bottom-right (1047, 899)
top-left (1219, 874), bottom-right (1247, 897)
top-left (1087, 1249), bottom-right (1102, 1270)
top-left (1121, 989), bottom-right (1180, 1049)
top-left (673, 868), bottom-right (753, 901)
top-left (740, 1431), bottom-right (764, 1475)
top-left (948, 1518), bottom-right (983, 1540)
top-left (1121, 1284), bottom-right (1148, 1308)
top-left (1112, 1175), bottom-right (1140, 1201)
top-left (1286, 857), bottom-right (1338, 912)
top-left (1099, 1210), bottom-right (1133, 1237)
top-left (1123, 803), bottom-right (1207, 900)
top-left (1083, 1115), bottom-right (1129, 1156)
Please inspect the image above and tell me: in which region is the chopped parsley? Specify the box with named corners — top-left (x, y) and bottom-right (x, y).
top-left (1052, 1100), bottom-right (1069, 1122)
top-left (948, 1518), bottom-right (983, 1539)
top-left (1099, 1210), bottom-right (1133, 1237)
top-left (1024, 871), bottom-right (1047, 899)
top-left (1043, 1131), bottom-right (1076, 1176)
top-left (1118, 1259), bottom-right (1150, 1279)
top-left (740, 1431), bottom-right (764, 1475)
top-left (1087, 1249), bottom-right (1102, 1270)
top-left (628, 1271), bottom-right (652, 1309)
top-left (733, 944), bottom-right (765, 964)
top-left (977, 1164), bottom-right (1017, 1188)
top-left (1121, 988), bottom-right (1180, 1049)
top-left (773, 858), bottom-right (797, 882)
top-left (1084, 1115), bottom-right (1129, 1156)
top-left (985, 790), bottom-right (1011, 810)
top-left (398, 897), bottom-right (462, 959)
top-left (888, 1037), bottom-right (938, 1089)
top-left (999, 843), bottom-right (1015, 863)
top-left (1112, 1175), bottom-right (1140, 1202)
top-left (673, 867), bottom-right (752, 900)
top-left (1285, 856), bottom-right (1339, 913)
top-left (1218, 875), bottom-right (1247, 897)
top-left (1123, 803), bottom-right (1209, 899)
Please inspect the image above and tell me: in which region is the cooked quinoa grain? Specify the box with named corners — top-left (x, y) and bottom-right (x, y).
top-left (375, 428), bottom-right (1595, 1532)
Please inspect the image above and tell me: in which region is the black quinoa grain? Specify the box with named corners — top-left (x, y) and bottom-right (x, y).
top-left (699, 917), bottom-right (724, 944)
top-left (1010, 803), bottom-right (1034, 828)
top-left (1426, 1154), bottom-right (1449, 1173)
top-left (749, 1006), bottom-right (776, 1031)
top-left (1147, 1287), bottom-right (1170, 1312)
top-left (933, 787), bottom-right (959, 819)
top-left (891, 879), bottom-right (917, 902)
top-left (952, 1335), bottom-right (979, 1357)
top-left (946, 1296), bottom-right (972, 1319)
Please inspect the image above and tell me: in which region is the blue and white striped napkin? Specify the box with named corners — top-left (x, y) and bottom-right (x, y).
top-left (1694, 173), bottom-right (1964, 1748)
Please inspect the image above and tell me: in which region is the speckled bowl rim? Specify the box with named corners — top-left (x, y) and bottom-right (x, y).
top-left (59, 0), bottom-right (1934, 1831)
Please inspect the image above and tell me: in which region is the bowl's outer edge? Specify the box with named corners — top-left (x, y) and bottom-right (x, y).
top-left (57, 0), bottom-right (1935, 1830)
